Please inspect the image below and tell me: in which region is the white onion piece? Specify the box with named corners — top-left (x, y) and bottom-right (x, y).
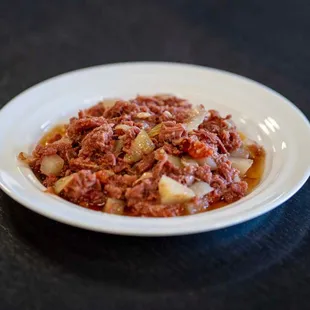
top-left (181, 156), bottom-right (199, 167)
top-left (124, 130), bottom-right (155, 163)
top-left (190, 181), bottom-right (214, 197)
top-left (196, 156), bottom-right (217, 170)
top-left (104, 198), bottom-right (125, 215)
top-left (40, 155), bottom-right (64, 176)
top-left (114, 124), bottom-right (132, 132)
top-left (167, 155), bottom-right (183, 168)
top-left (148, 123), bottom-right (162, 137)
top-left (136, 112), bottom-right (151, 119)
top-left (54, 175), bottom-right (74, 194)
top-left (158, 175), bottom-right (195, 204)
top-left (229, 157), bottom-right (253, 176)
top-left (114, 139), bottom-right (124, 154)
top-left (230, 147), bottom-right (250, 159)
top-left (185, 107), bottom-right (208, 132)
top-left (163, 111), bottom-right (173, 118)
top-left (133, 172), bottom-right (153, 185)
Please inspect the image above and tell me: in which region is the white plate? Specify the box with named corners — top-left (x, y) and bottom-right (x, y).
top-left (0, 62), bottom-right (309, 236)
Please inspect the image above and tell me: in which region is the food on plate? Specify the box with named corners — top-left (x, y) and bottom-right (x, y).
top-left (19, 94), bottom-right (265, 217)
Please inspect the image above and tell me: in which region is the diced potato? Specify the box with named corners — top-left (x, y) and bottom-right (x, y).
top-left (158, 175), bottom-right (195, 204)
top-left (40, 154), bottom-right (64, 176)
top-left (54, 175), bottom-right (74, 194)
top-left (190, 181), bottom-right (214, 197)
top-left (167, 155), bottom-right (183, 168)
top-left (229, 157), bottom-right (253, 176)
top-left (104, 198), bottom-right (125, 215)
top-left (124, 130), bottom-right (155, 163)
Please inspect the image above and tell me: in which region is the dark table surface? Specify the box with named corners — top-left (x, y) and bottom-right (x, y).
top-left (1, 1), bottom-right (310, 309)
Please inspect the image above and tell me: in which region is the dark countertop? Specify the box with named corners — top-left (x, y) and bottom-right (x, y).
top-left (1, 1), bottom-right (309, 309)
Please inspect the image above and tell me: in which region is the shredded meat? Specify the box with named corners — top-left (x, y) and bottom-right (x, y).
top-left (158, 121), bottom-right (186, 143)
top-left (24, 95), bottom-right (264, 217)
top-left (62, 170), bottom-right (105, 207)
top-left (79, 123), bottom-right (113, 157)
top-left (135, 153), bottom-right (156, 173)
top-left (199, 110), bottom-right (242, 151)
top-left (67, 116), bottom-right (107, 143)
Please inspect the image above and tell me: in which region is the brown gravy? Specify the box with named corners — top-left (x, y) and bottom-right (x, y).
top-left (39, 124), bottom-right (66, 146)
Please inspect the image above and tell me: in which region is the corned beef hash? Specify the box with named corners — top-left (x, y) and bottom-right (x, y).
top-left (19, 95), bottom-right (265, 217)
